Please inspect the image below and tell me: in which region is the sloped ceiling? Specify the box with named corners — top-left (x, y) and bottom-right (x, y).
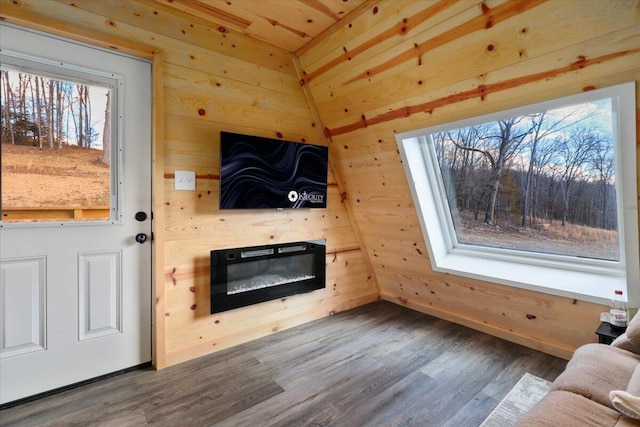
top-left (151, 0), bottom-right (373, 52)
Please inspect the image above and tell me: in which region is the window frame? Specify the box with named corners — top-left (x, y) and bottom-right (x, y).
top-left (0, 49), bottom-right (123, 227)
top-left (396, 82), bottom-right (639, 306)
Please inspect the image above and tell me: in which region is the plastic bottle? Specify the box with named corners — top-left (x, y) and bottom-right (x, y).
top-left (610, 289), bottom-right (628, 329)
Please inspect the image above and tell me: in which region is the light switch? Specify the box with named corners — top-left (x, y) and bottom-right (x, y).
top-left (175, 170), bottom-right (196, 191)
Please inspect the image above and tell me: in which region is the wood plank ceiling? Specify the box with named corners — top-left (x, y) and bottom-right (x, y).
top-left (151, 0), bottom-right (372, 53)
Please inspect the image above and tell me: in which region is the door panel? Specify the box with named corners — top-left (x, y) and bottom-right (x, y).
top-left (0, 24), bottom-right (152, 405)
top-left (0, 257), bottom-right (46, 357)
top-left (78, 251), bottom-right (122, 341)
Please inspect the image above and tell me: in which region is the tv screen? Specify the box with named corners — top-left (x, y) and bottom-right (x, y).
top-left (219, 132), bottom-right (328, 209)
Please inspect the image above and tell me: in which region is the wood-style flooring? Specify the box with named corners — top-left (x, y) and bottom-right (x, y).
top-left (0, 300), bottom-right (567, 426)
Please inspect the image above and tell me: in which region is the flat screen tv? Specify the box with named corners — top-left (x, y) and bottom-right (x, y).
top-left (219, 132), bottom-right (329, 209)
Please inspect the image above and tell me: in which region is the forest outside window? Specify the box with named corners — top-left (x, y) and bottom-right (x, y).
top-left (1, 52), bottom-right (120, 224)
top-left (397, 82), bottom-right (639, 306)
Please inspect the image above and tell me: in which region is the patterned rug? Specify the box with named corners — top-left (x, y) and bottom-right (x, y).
top-left (480, 373), bottom-right (552, 427)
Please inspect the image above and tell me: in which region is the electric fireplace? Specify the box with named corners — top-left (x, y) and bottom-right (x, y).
top-left (210, 240), bottom-right (326, 313)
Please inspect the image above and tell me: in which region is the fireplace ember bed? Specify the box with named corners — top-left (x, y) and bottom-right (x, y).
top-left (210, 240), bottom-right (326, 313)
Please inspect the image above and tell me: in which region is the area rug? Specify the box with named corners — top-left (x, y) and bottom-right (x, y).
top-left (479, 372), bottom-right (552, 427)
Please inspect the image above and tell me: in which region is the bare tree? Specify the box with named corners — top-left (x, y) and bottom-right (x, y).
top-left (430, 100), bottom-right (615, 238)
top-left (56, 81), bottom-right (64, 146)
top-left (11, 73), bottom-right (36, 144)
top-left (84, 86), bottom-right (91, 148)
top-left (530, 137), bottom-right (557, 224)
top-left (480, 118), bottom-right (529, 225)
top-left (520, 110), bottom-right (578, 228)
top-left (554, 125), bottom-right (600, 226)
top-left (47, 79), bottom-right (54, 148)
top-left (437, 120), bottom-right (529, 225)
top-left (589, 134), bottom-right (615, 229)
top-left (102, 90), bottom-right (111, 165)
top-left (77, 84), bottom-right (85, 147)
top-left (2, 71), bottom-right (102, 150)
top-left (34, 76), bottom-right (43, 148)
top-left (18, 73), bottom-right (28, 142)
top-left (1, 71), bottom-right (16, 144)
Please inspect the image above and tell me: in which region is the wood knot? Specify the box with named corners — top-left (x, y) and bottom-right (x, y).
top-left (572, 56), bottom-right (587, 69)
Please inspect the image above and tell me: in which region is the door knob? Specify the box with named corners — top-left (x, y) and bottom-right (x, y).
top-left (135, 233), bottom-right (147, 244)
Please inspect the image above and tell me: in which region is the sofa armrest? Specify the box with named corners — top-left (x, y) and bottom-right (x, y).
top-left (611, 312), bottom-right (640, 353)
top-left (612, 334), bottom-right (640, 354)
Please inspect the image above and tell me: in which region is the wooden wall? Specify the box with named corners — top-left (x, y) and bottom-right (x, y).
top-left (0, 0), bottom-right (379, 368)
top-left (298, 0), bottom-right (640, 359)
top-left (2, 0), bottom-right (638, 366)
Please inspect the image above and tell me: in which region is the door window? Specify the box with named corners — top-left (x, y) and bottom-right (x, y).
top-left (1, 55), bottom-right (120, 224)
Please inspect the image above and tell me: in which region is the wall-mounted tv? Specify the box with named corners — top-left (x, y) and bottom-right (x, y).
top-left (219, 132), bottom-right (329, 210)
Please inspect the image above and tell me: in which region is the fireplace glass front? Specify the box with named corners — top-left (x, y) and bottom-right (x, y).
top-left (210, 240), bottom-right (326, 313)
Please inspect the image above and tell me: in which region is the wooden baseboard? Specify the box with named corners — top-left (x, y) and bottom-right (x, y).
top-left (380, 291), bottom-right (574, 360)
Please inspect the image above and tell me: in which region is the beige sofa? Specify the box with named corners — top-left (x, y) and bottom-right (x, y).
top-left (517, 313), bottom-right (640, 426)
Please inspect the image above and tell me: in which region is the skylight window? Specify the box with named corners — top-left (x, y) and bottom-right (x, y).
top-left (397, 82), bottom-right (639, 306)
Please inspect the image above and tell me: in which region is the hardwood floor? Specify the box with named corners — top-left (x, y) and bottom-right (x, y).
top-left (0, 301), bottom-right (567, 426)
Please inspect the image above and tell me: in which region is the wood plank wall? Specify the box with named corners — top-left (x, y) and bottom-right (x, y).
top-left (298, 0), bottom-right (640, 359)
top-left (1, 0), bottom-right (638, 366)
top-left (0, 0), bottom-right (379, 368)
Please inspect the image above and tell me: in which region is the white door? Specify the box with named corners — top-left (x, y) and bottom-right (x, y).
top-left (0, 24), bottom-right (152, 405)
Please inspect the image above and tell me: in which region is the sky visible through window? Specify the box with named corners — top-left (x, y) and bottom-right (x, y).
top-left (430, 98), bottom-right (619, 261)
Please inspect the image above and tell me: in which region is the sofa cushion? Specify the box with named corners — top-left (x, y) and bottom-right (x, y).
top-left (515, 390), bottom-right (627, 427)
top-left (552, 343), bottom-right (640, 410)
